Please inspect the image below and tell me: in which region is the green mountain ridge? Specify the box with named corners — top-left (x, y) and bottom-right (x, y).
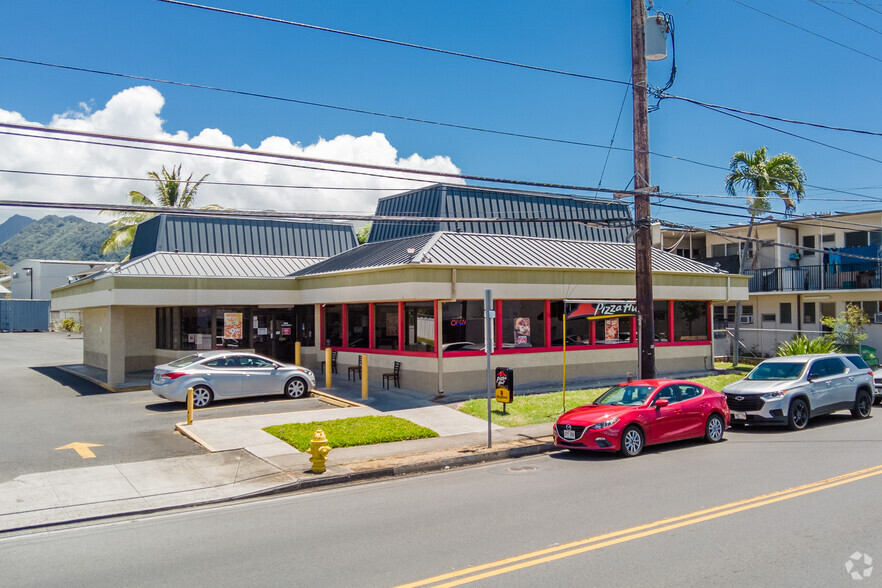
top-left (0, 215), bottom-right (130, 266)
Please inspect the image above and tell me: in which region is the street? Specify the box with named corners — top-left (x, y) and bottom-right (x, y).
top-left (2, 408), bottom-right (881, 586)
top-left (0, 333), bottom-right (331, 482)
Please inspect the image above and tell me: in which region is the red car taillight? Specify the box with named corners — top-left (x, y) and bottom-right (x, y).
top-left (164, 372), bottom-right (187, 380)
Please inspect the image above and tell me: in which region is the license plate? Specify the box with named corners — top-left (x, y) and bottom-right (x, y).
top-left (563, 429), bottom-right (576, 440)
top-left (732, 412), bottom-right (746, 420)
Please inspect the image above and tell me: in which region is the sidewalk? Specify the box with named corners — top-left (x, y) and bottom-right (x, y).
top-left (0, 376), bottom-right (555, 533)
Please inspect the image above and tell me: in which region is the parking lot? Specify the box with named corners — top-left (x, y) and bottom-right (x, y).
top-left (0, 332), bottom-right (333, 482)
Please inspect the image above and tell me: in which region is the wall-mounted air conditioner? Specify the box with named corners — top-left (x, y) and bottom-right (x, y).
top-left (740, 315), bottom-right (753, 324)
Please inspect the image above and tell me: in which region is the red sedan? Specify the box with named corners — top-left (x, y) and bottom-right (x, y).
top-left (553, 379), bottom-right (730, 457)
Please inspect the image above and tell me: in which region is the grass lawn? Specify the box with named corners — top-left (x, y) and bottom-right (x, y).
top-left (458, 372), bottom-right (748, 427)
top-left (264, 415), bottom-right (438, 451)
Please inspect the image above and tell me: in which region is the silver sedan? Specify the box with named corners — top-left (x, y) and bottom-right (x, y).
top-left (151, 350), bottom-right (316, 408)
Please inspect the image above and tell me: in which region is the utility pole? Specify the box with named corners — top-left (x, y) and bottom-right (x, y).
top-left (631, 0), bottom-right (656, 379)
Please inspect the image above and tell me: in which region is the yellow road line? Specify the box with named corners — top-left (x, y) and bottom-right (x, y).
top-left (397, 463), bottom-right (882, 588)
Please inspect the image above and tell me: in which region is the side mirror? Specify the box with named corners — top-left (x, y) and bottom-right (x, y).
top-left (655, 398), bottom-right (669, 408)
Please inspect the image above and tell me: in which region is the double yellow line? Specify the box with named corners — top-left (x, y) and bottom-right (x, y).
top-left (397, 463), bottom-right (882, 588)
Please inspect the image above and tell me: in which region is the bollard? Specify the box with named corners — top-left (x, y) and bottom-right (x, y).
top-left (295, 341), bottom-right (301, 366)
top-left (627, 372), bottom-right (634, 383)
top-left (325, 347), bottom-right (332, 389)
top-left (307, 428), bottom-right (332, 473)
top-left (361, 354), bottom-right (368, 400)
top-left (186, 386), bottom-right (194, 425)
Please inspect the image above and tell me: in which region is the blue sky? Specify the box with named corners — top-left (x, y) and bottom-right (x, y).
top-left (1, 0), bottom-right (880, 229)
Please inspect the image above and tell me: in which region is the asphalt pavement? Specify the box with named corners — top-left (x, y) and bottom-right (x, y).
top-left (0, 370), bottom-right (555, 533)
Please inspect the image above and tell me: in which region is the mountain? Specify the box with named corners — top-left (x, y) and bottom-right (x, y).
top-left (0, 215), bottom-right (129, 266)
top-left (0, 214), bottom-right (35, 245)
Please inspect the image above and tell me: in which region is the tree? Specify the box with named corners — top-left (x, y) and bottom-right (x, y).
top-left (821, 303), bottom-right (870, 350)
top-left (356, 223), bottom-right (372, 244)
top-left (725, 147), bottom-right (806, 271)
top-left (725, 147), bottom-right (806, 366)
top-left (100, 165), bottom-right (217, 257)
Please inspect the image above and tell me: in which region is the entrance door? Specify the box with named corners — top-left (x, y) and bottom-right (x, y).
top-left (252, 310), bottom-right (298, 363)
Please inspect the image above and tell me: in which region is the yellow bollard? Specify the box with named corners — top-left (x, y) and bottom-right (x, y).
top-left (186, 386), bottom-right (194, 425)
top-left (295, 341), bottom-right (301, 366)
top-left (325, 347), bottom-right (332, 389)
top-left (361, 354), bottom-right (368, 399)
top-left (307, 428), bottom-right (332, 473)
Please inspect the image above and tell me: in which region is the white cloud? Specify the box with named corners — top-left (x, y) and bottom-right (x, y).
top-left (0, 85), bottom-right (463, 224)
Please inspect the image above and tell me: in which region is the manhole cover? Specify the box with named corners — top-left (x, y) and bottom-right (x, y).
top-left (507, 466), bottom-right (537, 472)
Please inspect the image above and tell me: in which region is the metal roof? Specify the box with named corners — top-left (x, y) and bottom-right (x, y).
top-left (129, 213), bottom-right (358, 259)
top-left (295, 231), bottom-right (722, 277)
top-left (367, 184), bottom-right (632, 243)
top-left (92, 251), bottom-right (323, 279)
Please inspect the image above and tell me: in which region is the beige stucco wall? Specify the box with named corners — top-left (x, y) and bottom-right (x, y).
top-left (83, 307), bottom-right (109, 369)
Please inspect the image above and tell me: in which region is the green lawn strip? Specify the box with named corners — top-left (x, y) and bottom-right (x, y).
top-left (458, 373), bottom-right (747, 427)
top-left (263, 415), bottom-right (439, 451)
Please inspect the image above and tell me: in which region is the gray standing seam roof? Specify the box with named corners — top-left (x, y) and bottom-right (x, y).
top-left (129, 213), bottom-right (358, 259)
top-left (368, 184), bottom-right (632, 244)
top-left (89, 251), bottom-right (323, 279)
top-left (294, 231), bottom-right (722, 276)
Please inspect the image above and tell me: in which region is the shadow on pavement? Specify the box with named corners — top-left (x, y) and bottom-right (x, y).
top-left (29, 366), bottom-right (110, 396)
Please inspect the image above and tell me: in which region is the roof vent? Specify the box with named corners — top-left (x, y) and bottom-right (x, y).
top-left (406, 248), bottom-right (416, 254)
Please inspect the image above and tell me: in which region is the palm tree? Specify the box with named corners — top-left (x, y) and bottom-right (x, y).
top-left (725, 147), bottom-right (806, 271)
top-left (725, 147), bottom-right (806, 366)
top-left (101, 165), bottom-right (217, 257)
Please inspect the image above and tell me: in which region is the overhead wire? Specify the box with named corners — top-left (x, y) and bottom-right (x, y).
top-left (808, 0), bottom-right (882, 35)
top-left (153, 0), bottom-right (631, 87)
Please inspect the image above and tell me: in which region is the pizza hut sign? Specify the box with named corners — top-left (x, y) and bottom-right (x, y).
top-left (567, 300), bottom-right (637, 320)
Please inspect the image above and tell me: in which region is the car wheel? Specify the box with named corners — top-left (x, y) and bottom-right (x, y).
top-left (191, 385), bottom-right (213, 409)
top-left (619, 426), bottom-right (644, 457)
top-left (705, 414), bottom-right (725, 443)
top-left (787, 398), bottom-right (810, 431)
top-left (852, 389), bottom-right (872, 419)
top-left (284, 377), bottom-right (308, 399)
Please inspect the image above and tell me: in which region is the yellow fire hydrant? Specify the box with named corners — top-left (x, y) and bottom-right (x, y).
top-left (307, 428), bottom-right (332, 473)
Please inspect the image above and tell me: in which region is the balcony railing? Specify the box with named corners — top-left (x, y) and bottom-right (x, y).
top-left (745, 264), bottom-right (882, 293)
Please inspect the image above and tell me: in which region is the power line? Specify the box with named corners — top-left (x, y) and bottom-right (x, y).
top-left (0, 199), bottom-right (634, 228)
top-left (808, 0), bottom-right (882, 35)
top-left (730, 0), bottom-right (882, 64)
top-left (0, 56), bottom-right (633, 155)
top-left (0, 122), bottom-right (644, 200)
top-left (663, 93), bottom-right (882, 137)
top-left (153, 0), bottom-right (631, 87)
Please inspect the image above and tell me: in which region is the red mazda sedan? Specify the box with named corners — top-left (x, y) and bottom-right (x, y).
top-left (553, 379), bottom-right (730, 457)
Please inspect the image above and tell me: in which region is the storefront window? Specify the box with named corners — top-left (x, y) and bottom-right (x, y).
top-left (442, 300), bottom-right (486, 353)
top-left (594, 316), bottom-right (632, 344)
top-left (405, 301), bottom-right (435, 352)
top-left (654, 300), bottom-right (669, 342)
top-left (181, 307), bottom-right (213, 350)
top-left (501, 300), bottom-right (545, 348)
top-left (673, 301), bottom-right (709, 341)
top-left (156, 307), bottom-right (174, 349)
top-left (216, 307), bottom-right (251, 349)
top-left (293, 305), bottom-right (315, 347)
top-left (374, 303), bottom-right (399, 350)
top-left (549, 301), bottom-right (591, 346)
top-left (324, 304), bottom-right (343, 347)
top-left (347, 303), bottom-right (369, 348)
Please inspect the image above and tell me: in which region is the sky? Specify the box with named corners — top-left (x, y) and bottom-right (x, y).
top-left (1, 0), bottom-right (881, 231)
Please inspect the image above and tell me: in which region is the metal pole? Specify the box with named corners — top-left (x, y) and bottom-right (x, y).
top-left (361, 354), bottom-right (368, 399)
top-left (631, 0), bottom-right (656, 378)
top-left (186, 386), bottom-right (194, 425)
top-left (485, 289), bottom-right (493, 448)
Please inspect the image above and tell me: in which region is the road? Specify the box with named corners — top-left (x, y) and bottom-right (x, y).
top-left (2, 409), bottom-right (881, 586)
top-left (0, 332), bottom-right (331, 482)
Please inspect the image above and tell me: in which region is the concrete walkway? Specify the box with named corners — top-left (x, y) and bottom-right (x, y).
top-left (0, 375), bottom-right (554, 533)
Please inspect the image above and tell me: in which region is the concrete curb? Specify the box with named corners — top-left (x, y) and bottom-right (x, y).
top-left (0, 440), bottom-right (558, 534)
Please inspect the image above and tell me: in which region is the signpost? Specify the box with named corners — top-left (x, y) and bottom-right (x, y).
top-left (484, 289), bottom-right (494, 448)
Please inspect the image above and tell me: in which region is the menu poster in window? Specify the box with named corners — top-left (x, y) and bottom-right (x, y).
top-left (224, 313), bottom-right (243, 339)
top-left (386, 313), bottom-right (398, 335)
top-left (604, 318), bottom-right (619, 342)
top-left (514, 317), bottom-right (531, 347)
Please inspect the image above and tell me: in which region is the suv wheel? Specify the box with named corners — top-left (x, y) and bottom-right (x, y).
top-left (787, 398), bottom-right (810, 431)
top-left (852, 389), bottom-right (872, 419)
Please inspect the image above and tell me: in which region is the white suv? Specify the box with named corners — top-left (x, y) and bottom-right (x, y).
top-left (722, 354), bottom-right (874, 430)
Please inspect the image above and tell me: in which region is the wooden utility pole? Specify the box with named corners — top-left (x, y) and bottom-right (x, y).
top-left (631, 0), bottom-right (656, 378)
